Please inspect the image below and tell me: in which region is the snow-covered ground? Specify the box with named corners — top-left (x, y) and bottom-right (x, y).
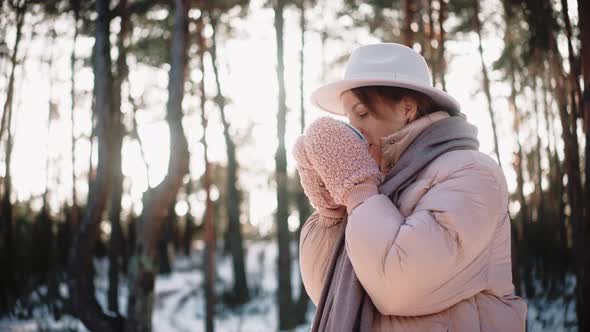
top-left (0, 239), bottom-right (579, 331)
top-left (0, 239), bottom-right (315, 332)
top-left (524, 274), bottom-right (578, 332)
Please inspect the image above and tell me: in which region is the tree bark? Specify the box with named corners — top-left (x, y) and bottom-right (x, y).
top-left (273, 0), bottom-right (296, 329)
top-left (425, 0), bottom-right (436, 85)
top-left (125, 0), bottom-right (190, 330)
top-left (182, 179), bottom-right (194, 256)
top-left (403, 0), bottom-right (417, 47)
top-left (195, 14), bottom-right (216, 332)
top-left (0, 1), bottom-right (25, 142)
top-left (473, 0), bottom-right (501, 167)
top-left (208, 14), bottom-right (249, 304)
top-left (127, 85), bottom-right (150, 185)
top-left (546, 15), bottom-right (587, 330)
top-left (67, 0), bottom-right (124, 330)
top-left (543, 60), bottom-right (567, 263)
top-left (575, 1), bottom-right (590, 330)
top-left (561, 0), bottom-right (583, 120)
top-left (108, 0), bottom-right (130, 314)
top-left (70, 0), bottom-right (80, 232)
top-left (532, 77), bottom-right (545, 221)
top-left (0, 0), bottom-right (27, 314)
top-left (157, 201), bottom-right (175, 274)
top-left (437, 0), bottom-right (448, 90)
top-left (293, 0), bottom-right (310, 324)
top-left (506, 50), bottom-right (524, 294)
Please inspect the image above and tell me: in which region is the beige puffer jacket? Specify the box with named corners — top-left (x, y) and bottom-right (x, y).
top-left (299, 112), bottom-right (527, 331)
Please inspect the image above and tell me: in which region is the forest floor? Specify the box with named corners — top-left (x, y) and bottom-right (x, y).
top-left (0, 239), bottom-right (579, 331)
top-left (0, 239), bottom-right (314, 332)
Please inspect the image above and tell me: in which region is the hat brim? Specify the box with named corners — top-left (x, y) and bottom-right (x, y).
top-left (310, 78), bottom-right (461, 116)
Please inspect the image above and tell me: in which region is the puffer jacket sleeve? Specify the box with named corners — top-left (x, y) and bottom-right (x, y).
top-left (344, 151), bottom-right (509, 316)
top-left (299, 210), bottom-right (343, 306)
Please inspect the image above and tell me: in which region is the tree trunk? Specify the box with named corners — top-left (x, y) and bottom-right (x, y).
top-left (128, 85), bottom-right (151, 184)
top-left (0, 1), bottom-right (26, 314)
top-left (70, 0), bottom-right (80, 232)
top-left (543, 61), bottom-right (568, 273)
top-left (575, 1), bottom-right (590, 330)
top-left (532, 77), bottom-right (545, 221)
top-left (293, 0), bottom-right (310, 325)
top-left (579, 0), bottom-right (590, 203)
top-left (506, 51), bottom-right (524, 294)
top-left (67, 0), bottom-right (124, 330)
top-left (561, 0), bottom-right (583, 121)
top-left (125, 0), bottom-right (190, 330)
top-left (38, 25), bottom-right (57, 297)
top-left (403, 0), bottom-right (417, 47)
top-left (541, 63), bottom-right (556, 189)
top-left (108, 0), bottom-right (129, 314)
top-left (425, 0), bottom-right (436, 85)
top-left (158, 201), bottom-right (175, 274)
top-left (437, 0), bottom-right (448, 90)
top-left (0, 8), bottom-right (27, 309)
top-left (510, 75), bottom-right (529, 296)
top-left (0, 1), bottom-right (25, 142)
top-left (88, 109), bottom-right (95, 193)
top-left (546, 18), bottom-right (587, 330)
top-left (196, 14), bottom-right (215, 331)
top-left (0, 23), bottom-right (17, 313)
top-left (183, 179), bottom-right (194, 256)
top-left (208, 15), bottom-right (249, 304)
top-left (416, 0), bottom-right (425, 55)
top-left (273, 0), bottom-right (296, 329)
top-left (473, 0), bottom-right (501, 167)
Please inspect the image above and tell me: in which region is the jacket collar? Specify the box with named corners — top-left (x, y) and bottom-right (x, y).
top-left (378, 110), bottom-right (450, 174)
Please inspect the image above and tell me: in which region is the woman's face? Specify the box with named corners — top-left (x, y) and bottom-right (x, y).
top-left (340, 89), bottom-right (418, 148)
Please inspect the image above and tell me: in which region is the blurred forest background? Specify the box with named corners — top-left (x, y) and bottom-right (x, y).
top-left (0, 0), bottom-right (588, 331)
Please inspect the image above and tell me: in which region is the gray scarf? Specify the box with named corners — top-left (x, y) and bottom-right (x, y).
top-left (310, 115), bottom-right (480, 332)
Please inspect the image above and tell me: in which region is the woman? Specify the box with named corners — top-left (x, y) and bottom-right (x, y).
top-left (292, 43), bottom-right (527, 331)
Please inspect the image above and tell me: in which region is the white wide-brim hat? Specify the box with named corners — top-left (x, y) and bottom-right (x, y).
top-left (310, 43), bottom-right (461, 116)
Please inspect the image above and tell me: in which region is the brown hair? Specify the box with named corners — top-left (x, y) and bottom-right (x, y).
top-left (348, 85), bottom-right (462, 118)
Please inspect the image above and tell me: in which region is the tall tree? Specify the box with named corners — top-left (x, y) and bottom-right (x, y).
top-left (192, 12), bottom-right (216, 331)
top-left (531, 77), bottom-right (544, 219)
top-left (581, 0), bottom-right (590, 204)
top-left (108, 0), bottom-right (130, 314)
top-left (272, 0), bottom-right (296, 329)
top-left (67, 0), bottom-right (125, 330)
top-left (35, 29), bottom-right (60, 307)
top-left (0, 0), bottom-right (26, 142)
top-left (403, 0), bottom-right (418, 47)
top-left (495, 0), bottom-right (525, 295)
top-left (69, 0), bottom-right (80, 231)
top-left (0, 0), bottom-right (27, 315)
top-left (516, 0), bottom-right (587, 327)
top-left (206, 7), bottom-right (249, 303)
top-left (437, 0), bottom-right (448, 90)
top-left (473, 0), bottom-right (501, 166)
top-left (36, 25), bottom-right (58, 289)
top-left (576, 1), bottom-right (590, 330)
top-left (293, 0), bottom-right (312, 325)
top-left (424, 0), bottom-right (435, 83)
top-left (125, 0), bottom-right (191, 330)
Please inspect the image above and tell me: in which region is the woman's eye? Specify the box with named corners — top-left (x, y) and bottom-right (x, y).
top-left (359, 113), bottom-right (368, 118)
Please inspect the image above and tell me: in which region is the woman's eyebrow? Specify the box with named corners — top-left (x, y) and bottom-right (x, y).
top-left (352, 102), bottom-right (362, 111)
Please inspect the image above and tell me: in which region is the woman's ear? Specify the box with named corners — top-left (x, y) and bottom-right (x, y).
top-left (402, 96), bottom-right (418, 122)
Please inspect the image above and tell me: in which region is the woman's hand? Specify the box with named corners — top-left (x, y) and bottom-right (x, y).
top-left (292, 136), bottom-right (346, 226)
top-left (302, 117), bottom-right (383, 213)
